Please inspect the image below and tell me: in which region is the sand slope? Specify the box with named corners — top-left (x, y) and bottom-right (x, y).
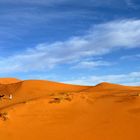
top-left (0, 78), bottom-right (140, 140)
top-left (0, 78), bottom-right (21, 84)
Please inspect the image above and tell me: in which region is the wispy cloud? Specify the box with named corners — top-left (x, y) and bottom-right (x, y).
top-left (0, 19), bottom-right (140, 73)
top-left (0, 0), bottom-right (128, 7)
top-left (72, 60), bottom-right (111, 69)
top-left (0, 7), bottom-right (96, 43)
top-left (0, 0), bottom-right (66, 5)
top-left (121, 54), bottom-right (140, 60)
top-left (125, 0), bottom-right (140, 9)
top-left (64, 71), bottom-right (140, 86)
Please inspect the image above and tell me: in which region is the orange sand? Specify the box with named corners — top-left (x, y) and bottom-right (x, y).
top-left (0, 78), bottom-right (20, 84)
top-left (0, 78), bottom-right (140, 140)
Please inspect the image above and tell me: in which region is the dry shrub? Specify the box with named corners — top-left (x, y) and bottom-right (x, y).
top-left (49, 92), bottom-right (72, 104)
top-left (0, 112), bottom-right (8, 121)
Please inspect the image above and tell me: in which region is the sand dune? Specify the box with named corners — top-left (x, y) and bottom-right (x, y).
top-left (0, 78), bottom-right (140, 140)
top-left (0, 78), bottom-right (21, 84)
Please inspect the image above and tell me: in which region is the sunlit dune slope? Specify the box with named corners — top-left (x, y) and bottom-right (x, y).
top-left (0, 78), bottom-right (21, 84)
top-left (0, 78), bottom-right (140, 140)
top-left (0, 79), bottom-right (89, 110)
top-left (86, 82), bottom-right (140, 93)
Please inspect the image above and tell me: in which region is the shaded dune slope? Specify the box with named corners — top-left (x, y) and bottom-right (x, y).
top-left (0, 79), bottom-right (89, 111)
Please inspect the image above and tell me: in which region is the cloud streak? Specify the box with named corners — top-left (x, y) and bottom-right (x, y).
top-left (120, 54), bottom-right (140, 60)
top-left (0, 0), bottom-right (66, 5)
top-left (0, 19), bottom-right (140, 73)
top-left (64, 71), bottom-right (140, 86)
top-left (72, 60), bottom-right (111, 69)
top-left (0, 0), bottom-right (128, 7)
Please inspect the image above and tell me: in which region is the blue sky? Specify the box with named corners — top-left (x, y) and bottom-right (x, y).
top-left (0, 0), bottom-right (140, 85)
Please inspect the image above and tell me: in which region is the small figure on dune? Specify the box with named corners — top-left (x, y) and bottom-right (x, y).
top-left (9, 94), bottom-right (13, 100)
top-left (0, 94), bottom-right (13, 100)
top-left (135, 93), bottom-right (140, 97)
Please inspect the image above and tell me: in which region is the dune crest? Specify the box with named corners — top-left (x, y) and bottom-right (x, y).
top-left (0, 78), bottom-right (140, 140)
top-left (0, 78), bottom-right (21, 84)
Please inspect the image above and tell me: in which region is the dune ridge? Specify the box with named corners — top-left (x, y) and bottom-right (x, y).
top-left (0, 78), bottom-right (21, 84)
top-left (0, 78), bottom-right (140, 112)
top-left (0, 78), bottom-right (140, 140)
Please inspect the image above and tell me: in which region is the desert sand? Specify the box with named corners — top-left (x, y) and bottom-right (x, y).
top-left (0, 78), bottom-right (140, 140)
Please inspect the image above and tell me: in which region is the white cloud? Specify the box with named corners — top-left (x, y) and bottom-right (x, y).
top-left (120, 54), bottom-right (140, 60)
top-left (64, 71), bottom-right (140, 86)
top-left (125, 0), bottom-right (139, 9)
top-left (0, 19), bottom-right (140, 73)
top-left (72, 60), bottom-right (111, 69)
